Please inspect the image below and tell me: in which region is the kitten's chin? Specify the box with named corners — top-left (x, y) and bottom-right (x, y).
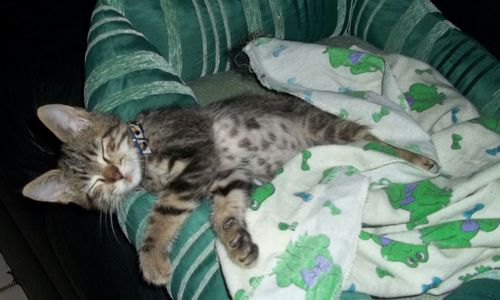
top-left (116, 172), bottom-right (142, 195)
top-left (103, 178), bottom-right (141, 212)
top-left (116, 157), bottom-right (143, 194)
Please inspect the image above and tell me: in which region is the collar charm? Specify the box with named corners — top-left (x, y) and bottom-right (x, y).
top-left (127, 121), bottom-right (152, 155)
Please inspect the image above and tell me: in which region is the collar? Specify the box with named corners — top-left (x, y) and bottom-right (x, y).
top-left (127, 121), bottom-right (152, 155)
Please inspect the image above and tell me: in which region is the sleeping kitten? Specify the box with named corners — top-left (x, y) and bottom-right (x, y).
top-left (22, 93), bottom-right (433, 285)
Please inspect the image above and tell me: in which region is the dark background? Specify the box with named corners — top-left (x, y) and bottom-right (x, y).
top-left (432, 0), bottom-right (499, 59)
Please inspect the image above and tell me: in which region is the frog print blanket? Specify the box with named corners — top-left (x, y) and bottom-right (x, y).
top-left (214, 38), bottom-right (500, 299)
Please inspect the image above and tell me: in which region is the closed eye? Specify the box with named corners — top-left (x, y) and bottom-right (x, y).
top-left (88, 178), bottom-right (105, 193)
top-left (101, 139), bottom-right (111, 163)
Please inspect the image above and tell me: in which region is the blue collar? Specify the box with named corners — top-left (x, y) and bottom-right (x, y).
top-left (127, 121), bottom-right (152, 155)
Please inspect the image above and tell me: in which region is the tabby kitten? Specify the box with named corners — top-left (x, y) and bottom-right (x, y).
top-left (23, 93), bottom-right (433, 285)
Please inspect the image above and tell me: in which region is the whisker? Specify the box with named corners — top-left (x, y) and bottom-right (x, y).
top-left (108, 190), bottom-right (123, 247)
top-left (99, 208), bottom-right (104, 238)
top-left (104, 205), bottom-right (109, 238)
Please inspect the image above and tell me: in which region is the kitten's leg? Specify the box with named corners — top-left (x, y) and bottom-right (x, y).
top-left (302, 109), bottom-right (435, 170)
top-left (387, 144), bottom-right (435, 169)
top-left (210, 169), bottom-right (258, 266)
top-left (364, 134), bottom-right (436, 170)
top-left (139, 191), bottom-right (197, 285)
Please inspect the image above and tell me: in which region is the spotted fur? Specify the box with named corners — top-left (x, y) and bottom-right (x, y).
top-left (22, 93), bottom-right (433, 285)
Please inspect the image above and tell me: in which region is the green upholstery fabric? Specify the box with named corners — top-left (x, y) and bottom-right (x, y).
top-left (87, 0), bottom-right (499, 118)
top-left (118, 192), bottom-right (227, 300)
top-left (444, 279), bottom-right (500, 300)
top-left (342, 0), bottom-right (499, 116)
top-left (84, 1), bottom-right (500, 299)
top-left (91, 0), bottom-right (338, 82)
top-left (85, 5), bottom-right (198, 120)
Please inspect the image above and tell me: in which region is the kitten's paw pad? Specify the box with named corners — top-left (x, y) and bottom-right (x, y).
top-left (227, 228), bottom-right (259, 266)
top-left (223, 217), bottom-right (236, 230)
top-left (139, 249), bottom-right (172, 285)
top-left (218, 217), bottom-right (259, 266)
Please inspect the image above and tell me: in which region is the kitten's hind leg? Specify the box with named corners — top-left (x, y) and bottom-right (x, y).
top-left (210, 169), bottom-right (259, 266)
top-left (364, 134), bottom-right (436, 170)
top-left (305, 110), bottom-right (435, 170)
top-left (391, 145), bottom-right (436, 170)
top-left (139, 192), bottom-right (197, 285)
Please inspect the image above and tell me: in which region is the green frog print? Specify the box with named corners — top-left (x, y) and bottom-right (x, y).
top-left (420, 219), bottom-right (500, 248)
top-left (384, 180), bottom-right (451, 230)
top-left (459, 265), bottom-right (494, 282)
top-left (338, 87), bottom-right (367, 99)
top-left (279, 222), bottom-right (298, 231)
top-left (339, 108), bottom-right (350, 119)
top-left (476, 116), bottom-right (500, 134)
top-left (372, 106), bottom-right (390, 123)
top-left (249, 182), bottom-right (275, 210)
top-left (404, 83), bottom-right (445, 112)
top-left (273, 234), bottom-right (343, 300)
top-left (376, 266), bottom-right (395, 278)
top-left (301, 150), bottom-right (312, 171)
top-left (323, 200), bottom-right (341, 215)
top-left (363, 142), bottom-right (398, 157)
top-left (451, 133), bottom-right (462, 150)
top-left (319, 166), bottom-right (359, 184)
top-left (360, 231), bottom-right (429, 268)
top-left (323, 47), bottom-right (384, 75)
top-left (234, 276), bottom-right (264, 300)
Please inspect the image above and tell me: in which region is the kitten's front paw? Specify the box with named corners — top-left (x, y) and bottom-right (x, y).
top-left (139, 248), bottom-right (172, 285)
top-left (222, 218), bottom-right (259, 266)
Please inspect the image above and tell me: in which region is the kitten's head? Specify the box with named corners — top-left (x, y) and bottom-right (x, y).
top-left (22, 105), bottom-right (143, 211)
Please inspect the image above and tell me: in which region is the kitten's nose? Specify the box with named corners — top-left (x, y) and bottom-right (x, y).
top-left (103, 165), bottom-right (123, 183)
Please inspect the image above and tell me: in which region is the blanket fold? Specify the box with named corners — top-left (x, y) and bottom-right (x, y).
top-left (214, 38), bottom-right (500, 299)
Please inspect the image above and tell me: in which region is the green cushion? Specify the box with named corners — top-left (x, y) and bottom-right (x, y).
top-left (343, 0), bottom-right (500, 116)
top-left (89, 0), bottom-right (339, 82)
top-left (85, 5), bottom-right (198, 120)
top-left (85, 3), bottom-right (344, 297)
top-left (118, 193), bottom-right (227, 300)
top-left (84, 1), bottom-right (500, 299)
top-left (88, 0), bottom-right (499, 117)
top-left (444, 279), bottom-right (500, 300)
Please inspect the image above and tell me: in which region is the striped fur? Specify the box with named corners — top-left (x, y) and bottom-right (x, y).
top-left (23, 93), bottom-right (433, 285)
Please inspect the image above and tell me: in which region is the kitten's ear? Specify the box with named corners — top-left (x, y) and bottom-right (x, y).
top-left (22, 170), bottom-right (74, 204)
top-left (37, 104), bottom-right (92, 142)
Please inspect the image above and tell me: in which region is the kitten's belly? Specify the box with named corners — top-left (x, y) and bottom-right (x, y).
top-left (213, 117), bottom-right (308, 180)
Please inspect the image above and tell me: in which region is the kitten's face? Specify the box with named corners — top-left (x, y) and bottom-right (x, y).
top-left (23, 105), bottom-right (142, 211)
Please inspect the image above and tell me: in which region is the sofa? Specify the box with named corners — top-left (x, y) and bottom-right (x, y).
top-left (1, 0), bottom-right (499, 300)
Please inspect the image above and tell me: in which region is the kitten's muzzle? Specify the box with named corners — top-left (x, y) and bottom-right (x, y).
top-left (103, 165), bottom-right (124, 183)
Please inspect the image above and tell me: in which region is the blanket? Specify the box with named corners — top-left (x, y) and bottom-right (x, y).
top-left (214, 38), bottom-right (500, 299)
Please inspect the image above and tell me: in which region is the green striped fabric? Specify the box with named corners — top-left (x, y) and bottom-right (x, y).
top-left (84, 1), bottom-right (499, 299)
top-left (95, 0), bottom-right (339, 82)
top-left (116, 193), bottom-right (228, 300)
top-left (85, 4), bottom-right (198, 120)
top-left (342, 0), bottom-right (499, 116)
top-left (88, 0), bottom-right (499, 118)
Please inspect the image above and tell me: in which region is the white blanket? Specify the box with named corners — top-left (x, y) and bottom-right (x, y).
top-left (214, 38), bottom-right (500, 299)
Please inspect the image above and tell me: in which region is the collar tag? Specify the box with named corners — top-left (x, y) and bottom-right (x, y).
top-left (127, 121), bottom-right (152, 155)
